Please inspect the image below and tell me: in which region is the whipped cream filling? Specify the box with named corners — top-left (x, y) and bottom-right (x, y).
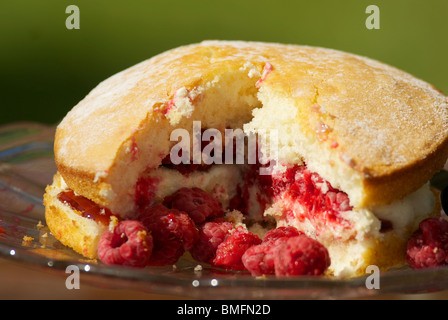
top-left (370, 182), bottom-right (435, 236)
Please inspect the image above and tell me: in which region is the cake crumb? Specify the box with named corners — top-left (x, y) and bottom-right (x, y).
top-left (194, 264), bottom-right (203, 275)
top-left (194, 264), bottom-right (203, 272)
top-left (137, 230), bottom-right (148, 242)
top-left (23, 235), bottom-right (34, 242)
top-left (224, 210), bottom-right (246, 229)
top-left (240, 61), bottom-right (261, 79)
top-left (108, 216), bottom-right (119, 232)
top-left (22, 235), bottom-right (34, 247)
top-left (93, 170), bottom-right (108, 183)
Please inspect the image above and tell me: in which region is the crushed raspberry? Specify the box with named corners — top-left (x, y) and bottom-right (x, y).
top-left (242, 226), bottom-right (304, 276)
top-left (330, 140), bottom-right (339, 149)
top-left (271, 165), bottom-right (352, 232)
top-left (134, 175), bottom-right (160, 211)
top-left (163, 187), bottom-right (224, 224)
top-left (161, 98), bottom-right (175, 115)
top-left (57, 190), bottom-right (115, 226)
top-left (213, 226), bottom-right (262, 270)
top-left (97, 220), bottom-right (153, 268)
top-left (406, 217), bottom-right (448, 269)
top-left (273, 235), bottom-right (331, 277)
top-left (190, 218), bottom-right (235, 264)
top-left (139, 204), bottom-right (199, 266)
top-left (255, 62), bottom-right (273, 88)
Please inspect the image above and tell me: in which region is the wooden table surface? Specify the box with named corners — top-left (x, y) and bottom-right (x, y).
top-left (0, 257), bottom-right (187, 300)
top-left (1, 257), bottom-right (447, 300)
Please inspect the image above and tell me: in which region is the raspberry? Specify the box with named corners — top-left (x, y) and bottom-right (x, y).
top-left (242, 226), bottom-right (303, 276)
top-left (263, 226), bottom-right (303, 242)
top-left (274, 235), bottom-right (331, 277)
top-left (148, 239), bottom-right (185, 266)
top-left (406, 217), bottom-right (448, 269)
top-left (242, 243), bottom-right (276, 276)
top-left (190, 218), bottom-right (235, 264)
top-left (139, 204), bottom-right (199, 266)
top-left (163, 187), bottom-right (224, 224)
top-left (97, 220), bottom-right (153, 268)
top-left (271, 165), bottom-right (352, 231)
top-left (213, 226), bottom-right (262, 270)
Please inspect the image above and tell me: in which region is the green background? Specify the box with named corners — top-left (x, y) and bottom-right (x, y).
top-left (1, 0), bottom-right (447, 126)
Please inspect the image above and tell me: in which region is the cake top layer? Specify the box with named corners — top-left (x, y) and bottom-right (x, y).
top-left (54, 40), bottom-right (448, 210)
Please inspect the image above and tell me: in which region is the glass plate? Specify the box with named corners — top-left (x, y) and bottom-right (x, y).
top-left (1, 122), bottom-right (448, 300)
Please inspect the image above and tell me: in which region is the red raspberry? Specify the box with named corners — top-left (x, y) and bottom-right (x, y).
top-left (97, 220), bottom-right (153, 268)
top-left (406, 217), bottom-right (448, 269)
top-left (242, 226), bottom-right (303, 276)
top-left (139, 204), bottom-right (199, 266)
top-left (263, 226), bottom-right (303, 242)
top-left (190, 218), bottom-right (235, 264)
top-left (148, 239), bottom-right (185, 266)
top-left (163, 187), bottom-right (224, 224)
top-left (213, 226), bottom-right (262, 270)
top-left (242, 242), bottom-right (276, 276)
top-left (273, 235), bottom-right (331, 277)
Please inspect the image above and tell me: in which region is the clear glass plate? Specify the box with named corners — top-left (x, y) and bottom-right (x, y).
top-left (1, 122), bottom-right (448, 300)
